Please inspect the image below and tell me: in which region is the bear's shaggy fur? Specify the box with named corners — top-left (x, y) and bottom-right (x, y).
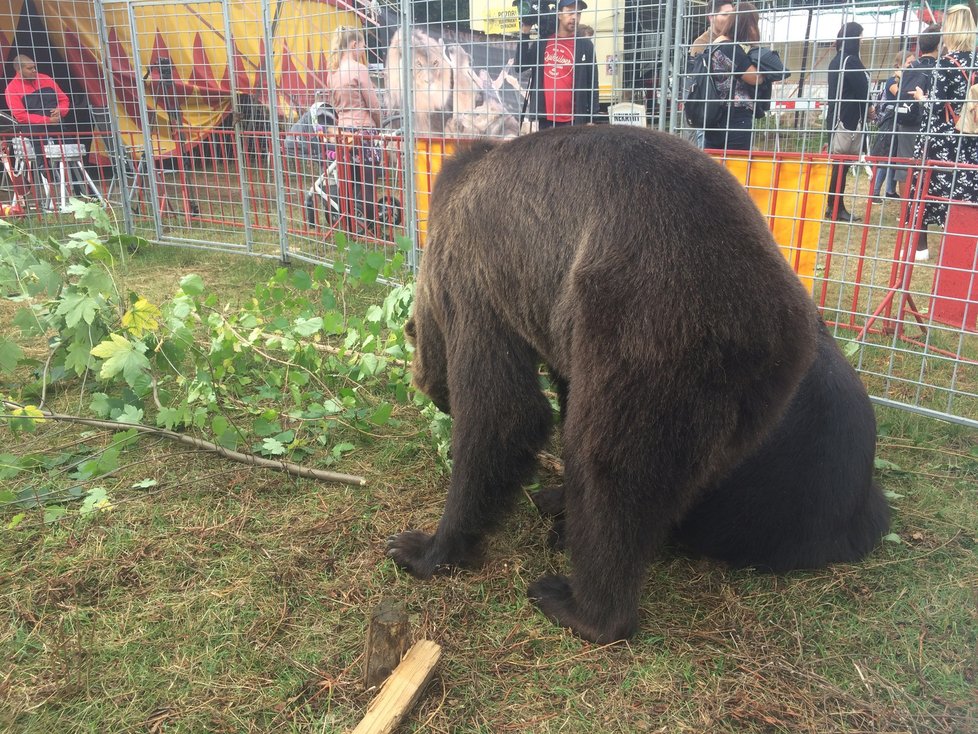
top-left (388, 126), bottom-right (889, 642)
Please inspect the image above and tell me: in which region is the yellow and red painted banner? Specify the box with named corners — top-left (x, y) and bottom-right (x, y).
top-left (8, 0), bottom-right (361, 155)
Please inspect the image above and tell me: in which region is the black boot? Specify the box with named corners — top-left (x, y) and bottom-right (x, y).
top-left (825, 164), bottom-right (860, 222)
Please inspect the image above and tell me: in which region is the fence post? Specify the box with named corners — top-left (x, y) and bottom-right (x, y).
top-left (397, 0), bottom-right (421, 275)
top-left (221, 0), bottom-right (255, 253)
top-left (126, 4), bottom-right (165, 241)
top-left (94, 0), bottom-right (135, 237)
top-left (260, 0), bottom-right (291, 263)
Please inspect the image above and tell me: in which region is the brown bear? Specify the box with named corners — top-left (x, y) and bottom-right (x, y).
top-left (387, 125), bottom-right (889, 643)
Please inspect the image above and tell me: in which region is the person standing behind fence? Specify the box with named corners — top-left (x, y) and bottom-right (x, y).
top-left (517, 0), bottom-right (599, 129)
top-left (824, 23), bottom-right (870, 223)
top-left (887, 24), bottom-right (942, 204)
top-left (689, 0), bottom-right (734, 148)
top-left (329, 26), bottom-right (383, 230)
top-left (870, 51), bottom-right (915, 201)
top-left (907, 5), bottom-right (977, 262)
top-left (703, 2), bottom-right (763, 152)
top-left (950, 84), bottom-right (978, 204)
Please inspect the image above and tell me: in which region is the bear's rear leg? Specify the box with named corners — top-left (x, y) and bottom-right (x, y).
top-left (388, 335), bottom-right (553, 577)
top-left (529, 461), bottom-right (665, 643)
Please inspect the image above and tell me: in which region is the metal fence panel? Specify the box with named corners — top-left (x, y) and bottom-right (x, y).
top-left (1, 0), bottom-right (974, 427)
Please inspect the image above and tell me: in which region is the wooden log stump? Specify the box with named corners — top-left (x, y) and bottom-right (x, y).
top-left (363, 599), bottom-right (410, 690)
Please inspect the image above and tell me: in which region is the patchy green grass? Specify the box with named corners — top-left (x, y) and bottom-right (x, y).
top-left (1, 239), bottom-right (977, 733)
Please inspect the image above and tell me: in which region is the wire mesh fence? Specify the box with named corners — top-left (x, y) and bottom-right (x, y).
top-left (0, 0), bottom-right (976, 427)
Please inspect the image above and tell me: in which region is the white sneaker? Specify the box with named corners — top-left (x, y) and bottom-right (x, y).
top-left (914, 248), bottom-right (930, 262)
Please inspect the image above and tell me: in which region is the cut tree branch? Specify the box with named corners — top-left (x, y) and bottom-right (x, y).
top-left (2, 401), bottom-right (367, 486)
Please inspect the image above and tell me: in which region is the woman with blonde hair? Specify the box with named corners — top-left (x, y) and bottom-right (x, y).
top-left (908, 4), bottom-right (976, 261)
top-left (328, 26), bottom-right (383, 231)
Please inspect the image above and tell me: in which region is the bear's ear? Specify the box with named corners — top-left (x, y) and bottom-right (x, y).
top-left (404, 318), bottom-right (417, 342)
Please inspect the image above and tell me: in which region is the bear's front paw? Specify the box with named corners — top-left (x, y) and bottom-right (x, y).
top-left (386, 530), bottom-right (441, 578)
top-left (528, 575), bottom-right (635, 644)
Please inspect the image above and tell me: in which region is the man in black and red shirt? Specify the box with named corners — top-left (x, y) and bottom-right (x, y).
top-left (4, 55), bottom-right (70, 135)
top-left (518, 0), bottom-right (599, 129)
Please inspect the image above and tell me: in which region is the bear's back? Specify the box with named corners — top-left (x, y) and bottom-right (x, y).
top-left (423, 126), bottom-right (816, 379)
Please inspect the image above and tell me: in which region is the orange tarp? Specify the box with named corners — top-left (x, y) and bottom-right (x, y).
top-left (415, 141), bottom-right (827, 292)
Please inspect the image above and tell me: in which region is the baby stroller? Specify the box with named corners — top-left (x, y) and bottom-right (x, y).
top-left (284, 101), bottom-right (341, 228)
top-left (0, 110), bottom-right (49, 214)
top-left (285, 100), bottom-right (402, 232)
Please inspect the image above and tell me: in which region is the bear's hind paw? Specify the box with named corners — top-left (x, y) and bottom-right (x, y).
top-left (528, 575), bottom-right (635, 644)
top-left (531, 486), bottom-right (566, 517)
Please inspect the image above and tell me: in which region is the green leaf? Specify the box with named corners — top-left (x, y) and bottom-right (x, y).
top-left (882, 533), bottom-right (903, 544)
top-left (64, 339), bottom-right (94, 376)
top-left (215, 429), bottom-right (239, 450)
top-left (132, 478), bottom-right (158, 489)
top-left (78, 266), bottom-right (114, 296)
top-left (273, 429), bottom-right (295, 444)
top-left (369, 402), bottom-right (393, 426)
top-left (90, 393), bottom-right (113, 418)
top-left (116, 405), bottom-right (145, 425)
top-left (156, 406), bottom-right (188, 430)
top-left (13, 307), bottom-right (44, 336)
top-left (290, 269), bottom-right (312, 290)
top-left (253, 416), bottom-right (281, 437)
top-left (179, 273), bottom-right (205, 296)
top-left (56, 291), bottom-right (100, 328)
top-left (0, 455), bottom-right (21, 480)
top-left (0, 337), bottom-right (24, 374)
top-left (80, 487), bottom-right (112, 515)
top-left (322, 311), bottom-right (345, 335)
top-left (293, 316), bottom-right (323, 337)
top-left (212, 415), bottom-right (229, 436)
top-left (883, 490), bottom-right (904, 500)
top-left (7, 513), bottom-right (25, 529)
top-left (90, 334), bottom-right (151, 385)
top-left (44, 506), bottom-right (68, 524)
top-left (874, 458), bottom-right (904, 473)
top-left (842, 340), bottom-right (860, 358)
top-left (261, 438), bottom-right (287, 456)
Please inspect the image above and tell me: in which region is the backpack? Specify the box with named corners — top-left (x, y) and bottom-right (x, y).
top-left (683, 48), bottom-right (726, 129)
top-left (874, 81), bottom-right (897, 124)
top-left (746, 47), bottom-right (790, 118)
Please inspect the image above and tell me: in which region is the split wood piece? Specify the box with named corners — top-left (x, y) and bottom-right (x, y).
top-left (363, 600), bottom-right (410, 690)
top-left (349, 639), bottom-right (442, 734)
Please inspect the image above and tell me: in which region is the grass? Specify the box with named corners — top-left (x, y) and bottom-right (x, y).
top-left (1, 225), bottom-right (977, 733)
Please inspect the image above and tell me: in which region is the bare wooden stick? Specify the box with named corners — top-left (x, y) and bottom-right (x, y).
top-left (363, 600), bottom-right (410, 690)
top-left (350, 639), bottom-right (442, 734)
top-left (2, 401), bottom-right (366, 486)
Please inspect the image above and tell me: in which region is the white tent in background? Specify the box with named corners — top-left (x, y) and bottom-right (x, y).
top-left (759, 4), bottom-right (927, 105)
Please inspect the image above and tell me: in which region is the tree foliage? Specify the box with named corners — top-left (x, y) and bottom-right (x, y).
top-left (0, 201), bottom-right (445, 524)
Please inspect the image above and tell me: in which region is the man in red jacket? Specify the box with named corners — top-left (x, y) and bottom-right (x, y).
top-left (4, 55), bottom-right (69, 131)
top-left (4, 55), bottom-right (71, 211)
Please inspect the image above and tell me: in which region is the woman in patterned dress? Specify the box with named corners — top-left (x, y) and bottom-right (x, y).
top-left (951, 84), bottom-right (978, 203)
top-left (908, 5), bottom-right (977, 261)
